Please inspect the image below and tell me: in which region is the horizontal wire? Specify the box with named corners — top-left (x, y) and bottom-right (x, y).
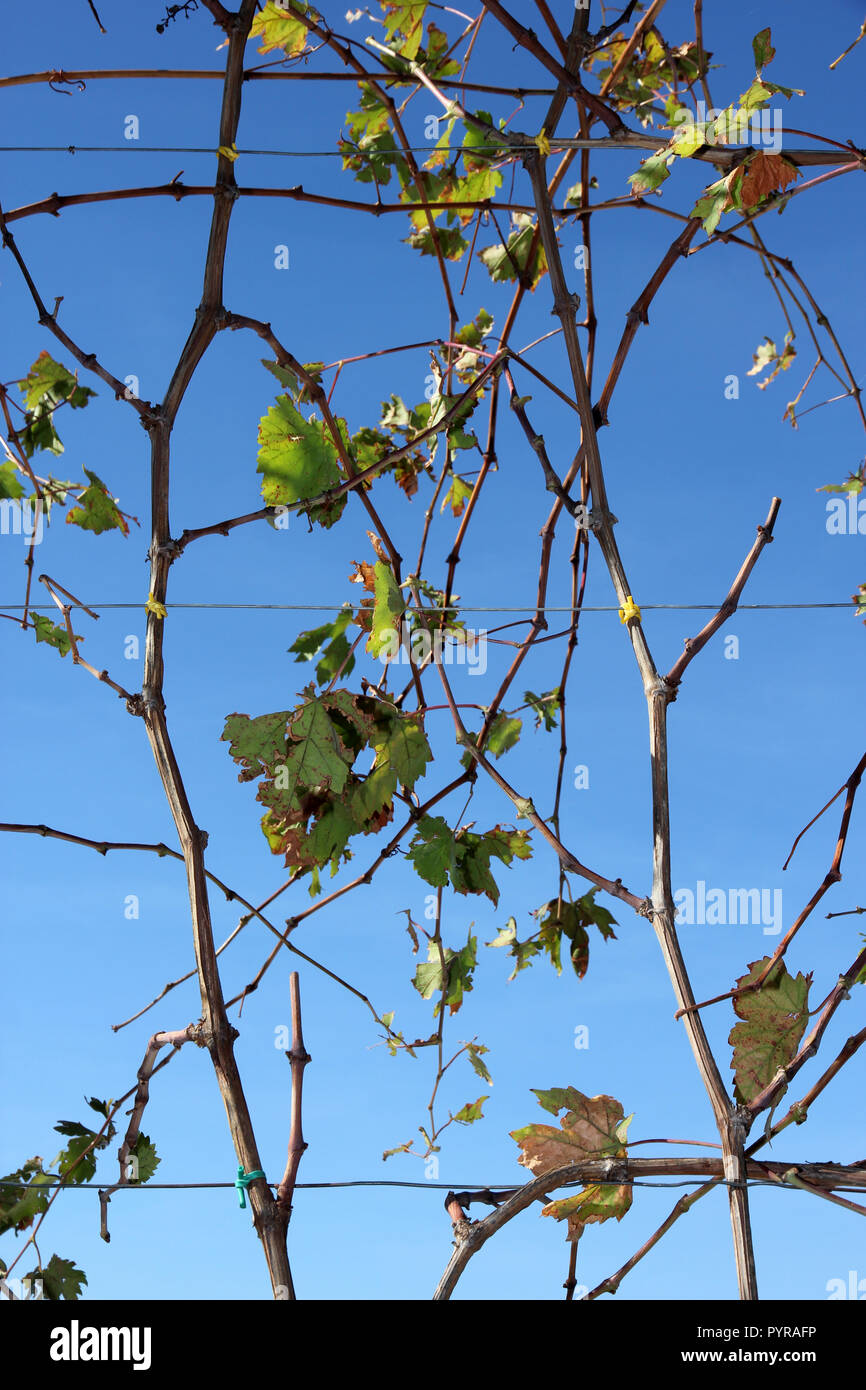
top-left (0, 602), bottom-right (854, 613)
top-left (1, 1176), bottom-right (859, 1193)
top-left (0, 143), bottom-right (614, 158)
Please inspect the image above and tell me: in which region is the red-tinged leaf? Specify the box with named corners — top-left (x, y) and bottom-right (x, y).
top-left (729, 957), bottom-right (811, 1104)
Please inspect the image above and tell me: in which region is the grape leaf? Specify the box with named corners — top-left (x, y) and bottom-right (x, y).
top-left (0, 1160), bottom-right (53, 1235)
top-left (289, 607), bottom-right (355, 685)
top-left (524, 688), bottom-right (560, 731)
top-left (406, 815), bottom-right (454, 886)
top-left (413, 933), bottom-right (477, 1015)
top-left (453, 1096), bottom-right (487, 1124)
top-left (466, 1042), bottom-right (492, 1085)
top-left (407, 816), bottom-right (531, 905)
top-left (366, 561), bottom-right (406, 659)
top-left (282, 698), bottom-right (354, 797)
top-left (18, 352), bottom-right (95, 413)
top-left (479, 214), bottom-right (547, 289)
top-left (747, 331), bottom-right (796, 388)
top-left (440, 472), bottom-right (473, 517)
top-left (0, 462), bottom-right (25, 499)
top-left (129, 1133), bottom-right (160, 1184)
top-left (486, 916), bottom-right (542, 979)
top-left (628, 150), bottom-right (672, 196)
top-left (511, 1087), bottom-right (633, 1241)
top-left (38, 1254), bottom-right (87, 1301)
top-left (382, 0), bottom-right (428, 60)
top-left (535, 891), bottom-right (617, 980)
top-left (17, 351), bottom-right (95, 458)
top-left (752, 27), bottom-right (775, 71)
top-left (486, 712), bottom-right (522, 759)
top-left (257, 394), bottom-right (345, 527)
top-left (222, 710), bottom-right (292, 782)
top-left (369, 708), bottom-right (432, 785)
top-left (739, 153), bottom-right (799, 209)
top-left (250, 0), bottom-right (316, 56)
top-left (65, 468), bottom-right (134, 536)
top-left (729, 958), bottom-right (811, 1104)
top-left (31, 614), bottom-right (79, 658)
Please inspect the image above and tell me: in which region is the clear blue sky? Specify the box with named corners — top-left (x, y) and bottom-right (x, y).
top-left (1, 0), bottom-right (864, 1301)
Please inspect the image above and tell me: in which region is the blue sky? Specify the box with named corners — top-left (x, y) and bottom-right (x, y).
top-left (1, 0), bottom-right (864, 1301)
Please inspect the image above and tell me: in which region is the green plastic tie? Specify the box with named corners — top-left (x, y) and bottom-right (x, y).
top-left (235, 1165), bottom-right (266, 1209)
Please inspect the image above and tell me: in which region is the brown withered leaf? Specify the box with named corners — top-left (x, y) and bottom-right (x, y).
top-left (739, 153), bottom-right (800, 209)
top-left (512, 1088), bottom-right (631, 1177)
top-left (511, 1086), bottom-right (634, 1243)
top-left (366, 529), bottom-right (389, 563)
top-left (349, 559), bottom-right (377, 592)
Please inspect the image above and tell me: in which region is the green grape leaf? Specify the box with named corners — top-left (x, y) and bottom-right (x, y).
top-left (440, 472), bottom-right (473, 517)
top-left (129, 1133), bottom-right (160, 1184)
top-left (257, 394), bottom-right (345, 528)
top-left (404, 224), bottom-right (469, 261)
top-left (54, 1117), bottom-right (110, 1184)
top-left (65, 468), bottom-right (134, 536)
top-left (752, 27), bottom-right (775, 71)
top-left (38, 1254), bottom-right (87, 1301)
top-left (535, 891), bottom-right (617, 979)
top-left (250, 0), bottom-right (316, 56)
top-left (453, 1096), bottom-right (488, 1124)
top-left (0, 462), bottom-right (25, 499)
top-left (466, 1042), bottom-right (492, 1085)
top-left (524, 688), bottom-right (560, 731)
top-left (691, 175), bottom-right (735, 235)
top-left (450, 825), bottom-right (531, 905)
top-left (305, 798), bottom-right (359, 876)
top-left (413, 933), bottom-right (477, 1015)
top-left (283, 698), bottom-right (354, 796)
top-left (289, 607), bottom-right (355, 685)
top-left (366, 561), bottom-right (407, 659)
top-left (729, 958), bottom-right (811, 1104)
top-left (817, 463), bottom-right (866, 495)
top-left (0, 1160), bottom-right (53, 1235)
top-left (369, 709), bottom-right (432, 786)
top-left (222, 710), bottom-right (291, 782)
top-left (407, 817), bottom-right (530, 905)
top-left (382, 0), bottom-right (428, 60)
top-left (462, 110), bottom-right (507, 170)
top-left (479, 214), bottom-right (547, 288)
top-left (17, 351), bottom-right (95, 458)
top-left (31, 614), bottom-right (79, 658)
top-left (350, 764), bottom-right (398, 824)
top-left (406, 814), bottom-right (454, 887)
top-left (18, 352), bottom-right (95, 413)
top-left (486, 916), bottom-right (542, 979)
top-left (628, 151), bottom-right (671, 196)
top-left (486, 712), bottom-right (522, 759)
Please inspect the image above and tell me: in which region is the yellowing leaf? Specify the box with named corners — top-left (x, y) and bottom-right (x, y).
top-left (250, 0), bottom-right (316, 56)
top-left (511, 1087), bottom-right (633, 1243)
